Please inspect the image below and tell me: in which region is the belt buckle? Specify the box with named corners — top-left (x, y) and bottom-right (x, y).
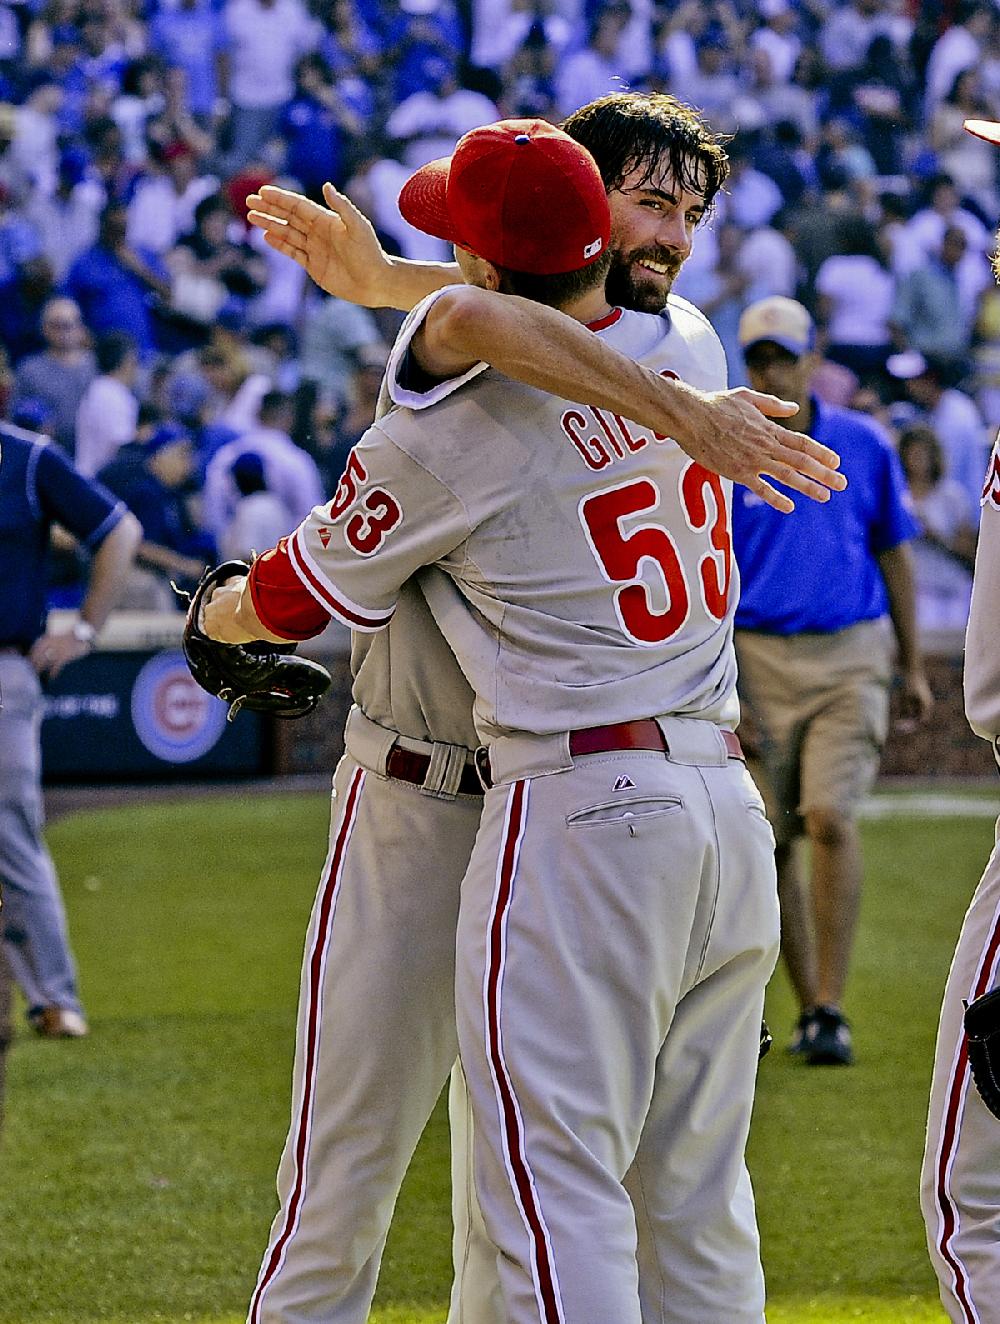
top-left (474, 745), bottom-right (493, 791)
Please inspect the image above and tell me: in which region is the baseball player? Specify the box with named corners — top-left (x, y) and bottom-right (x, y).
top-left (233, 99), bottom-right (845, 1324)
top-left (207, 118), bottom-right (784, 1324)
top-left (921, 115), bottom-right (1000, 1324)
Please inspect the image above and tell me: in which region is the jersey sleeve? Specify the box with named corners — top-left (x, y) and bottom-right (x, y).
top-left (33, 441), bottom-right (127, 548)
top-left (384, 286), bottom-right (489, 411)
top-left (965, 435), bottom-right (1000, 750)
top-left (248, 421), bottom-right (471, 637)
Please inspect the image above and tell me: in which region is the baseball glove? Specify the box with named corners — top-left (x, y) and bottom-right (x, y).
top-left (182, 560), bottom-right (332, 721)
top-left (964, 986), bottom-right (1000, 1121)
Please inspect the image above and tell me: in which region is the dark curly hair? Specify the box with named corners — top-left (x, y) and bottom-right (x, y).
top-left (562, 92), bottom-right (730, 213)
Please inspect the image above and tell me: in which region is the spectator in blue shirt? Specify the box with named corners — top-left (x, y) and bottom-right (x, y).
top-left (731, 296), bottom-right (933, 1067)
top-left (149, 0), bottom-right (228, 122)
top-left (98, 420), bottom-right (215, 605)
top-left (0, 421), bottom-right (141, 1038)
top-left (64, 201), bottom-right (171, 357)
top-left (278, 53), bottom-right (362, 201)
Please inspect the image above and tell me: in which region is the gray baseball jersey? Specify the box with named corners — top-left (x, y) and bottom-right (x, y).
top-left (283, 290), bottom-right (738, 742)
top-left (922, 433), bottom-right (1000, 1324)
top-left (251, 286), bottom-right (778, 1323)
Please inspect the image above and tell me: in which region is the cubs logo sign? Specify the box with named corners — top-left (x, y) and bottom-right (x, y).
top-left (131, 651), bottom-right (228, 763)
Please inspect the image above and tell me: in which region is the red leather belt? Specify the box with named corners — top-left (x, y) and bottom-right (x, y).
top-left (385, 744), bottom-right (484, 796)
top-left (568, 719), bottom-right (744, 762)
top-left (475, 720), bottom-right (744, 790)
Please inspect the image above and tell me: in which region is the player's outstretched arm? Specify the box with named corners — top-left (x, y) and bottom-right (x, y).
top-left (417, 287), bottom-right (847, 512)
top-left (246, 183), bottom-right (460, 311)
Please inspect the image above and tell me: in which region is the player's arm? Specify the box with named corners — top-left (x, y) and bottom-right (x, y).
top-left (202, 426), bottom-right (470, 645)
top-left (411, 285), bottom-right (846, 512)
top-left (247, 183), bottom-right (459, 311)
top-left (966, 445), bottom-right (1000, 745)
top-left (248, 186), bottom-right (845, 510)
top-left (876, 541), bottom-right (933, 724)
top-left (28, 448), bottom-right (143, 677)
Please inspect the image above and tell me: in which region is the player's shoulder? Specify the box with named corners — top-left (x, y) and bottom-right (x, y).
top-left (0, 421), bottom-right (56, 470)
top-left (665, 292), bottom-right (717, 338)
top-left (612, 294), bottom-right (728, 390)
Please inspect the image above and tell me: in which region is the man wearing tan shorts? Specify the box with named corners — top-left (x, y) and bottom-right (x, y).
top-left (732, 296), bottom-right (933, 1065)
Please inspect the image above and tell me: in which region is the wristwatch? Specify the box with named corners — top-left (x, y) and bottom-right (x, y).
top-left (71, 620), bottom-right (97, 649)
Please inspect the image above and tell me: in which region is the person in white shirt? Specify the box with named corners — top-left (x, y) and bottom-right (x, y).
top-left (203, 389), bottom-right (323, 543)
top-left (126, 142), bottom-right (219, 257)
top-left (815, 215), bottom-right (895, 382)
top-left (899, 174), bottom-right (992, 273)
top-left (897, 423), bottom-right (976, 632)
top-left (220, 0), bottom-right (318, 167)
top-left (750, 0), bottom-right (801, 85)
top-left (75, 331), bottom-right (141, 477)
top-left (890, 352), bottom-right (990, 517)
top-left (386, 66), bottom-right (499, 170)
top-left (554, 5), bottom-right (630, 115)
top-left (218, 450), bottom-right (292, 562)
top-left (923, 1), bottom-right (994, 120)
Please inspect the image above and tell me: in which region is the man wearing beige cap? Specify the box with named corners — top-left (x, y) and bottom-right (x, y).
top-left (732, 295), bottom-right (932, 1065)
top-left (922, 115), bottom-right (1000, 1324)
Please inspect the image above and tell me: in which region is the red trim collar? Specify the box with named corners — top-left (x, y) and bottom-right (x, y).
top-left (586, 306), bottom-right (623, 332)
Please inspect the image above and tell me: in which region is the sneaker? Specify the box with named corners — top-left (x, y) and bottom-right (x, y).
top-left (29, 1007), bottom-right (89, 1039)
top-left (787, 1009), bottom-right (814, 1056)
top-left (803, 1004), bottom-right (853, 1066)
top-left (759, 1018), bottom-right (773, 1061)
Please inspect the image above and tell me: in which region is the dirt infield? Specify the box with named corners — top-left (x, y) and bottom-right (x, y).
top-left (43, 774), bottom-right (331, 823)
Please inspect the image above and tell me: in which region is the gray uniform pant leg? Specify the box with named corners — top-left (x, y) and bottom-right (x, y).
top-left (0, 655), bottom-right (81, 1014)
top-left (455, 754), bottom-right (779, 1324)
top-left (922, 822), bottom-right (1000, 1324)
top-left (248, 756), bottom-right (496, 1324)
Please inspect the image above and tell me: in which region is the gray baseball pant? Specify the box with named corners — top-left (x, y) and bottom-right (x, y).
top-left (455, 724), bottom-right (780, 1324)
top-left (0, 654), bottom-right (83, 1015)
top-left (922, 820), bottom-right (1000, 1324)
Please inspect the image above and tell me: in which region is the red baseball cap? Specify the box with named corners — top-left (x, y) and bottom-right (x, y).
top-left (398, 118), bottom-right (610, 276)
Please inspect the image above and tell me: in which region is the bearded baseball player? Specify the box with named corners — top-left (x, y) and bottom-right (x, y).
top-left (206, 116), bottom-right (796, 1324)
top-left (229, 98), bottom-right (845, 1324)
top-left (921, 115), bottom-right (1000, 1324)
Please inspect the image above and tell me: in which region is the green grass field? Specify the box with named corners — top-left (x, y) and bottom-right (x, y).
top-left (0, 789), bottom-right (995, 1323)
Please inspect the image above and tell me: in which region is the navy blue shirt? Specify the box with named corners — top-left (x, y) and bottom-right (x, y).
top-left (0, 424), bottom-right (126, 649)
top-left (733, 398), bottom-right (918, 634)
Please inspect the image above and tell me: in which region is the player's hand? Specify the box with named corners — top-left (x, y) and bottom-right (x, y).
top-left (246, 183), bottom-right (395, 308)
top-left (897, 666), bottom-right (934, 728)
top-left (29, 630), bottom-right (90, 679)
top-left (683, 386), bottom-right (848, 514)
top-left (200, 576), bottom-right (259, 644)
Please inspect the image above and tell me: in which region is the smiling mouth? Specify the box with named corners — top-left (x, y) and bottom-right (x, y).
top-left (636, 259), bottom-right (676, 277)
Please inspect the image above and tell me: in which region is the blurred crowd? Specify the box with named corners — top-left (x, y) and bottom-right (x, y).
top-left (1, 0), bottom-right (996, 631)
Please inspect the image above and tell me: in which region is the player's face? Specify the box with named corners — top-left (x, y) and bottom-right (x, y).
top-left (605, 162), bottom-right (707, 313)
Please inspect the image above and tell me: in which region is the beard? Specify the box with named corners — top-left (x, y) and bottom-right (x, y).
top-left (604, 246), bottom-right (685, 313)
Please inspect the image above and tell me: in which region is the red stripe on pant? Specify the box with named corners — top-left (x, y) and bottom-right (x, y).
top-left (485, 779), bottom-right (563, 1324)
top-left (248, 765), bottom-right (366, 1323)
top-left (934, 895), bottom-right (1000, 1323)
